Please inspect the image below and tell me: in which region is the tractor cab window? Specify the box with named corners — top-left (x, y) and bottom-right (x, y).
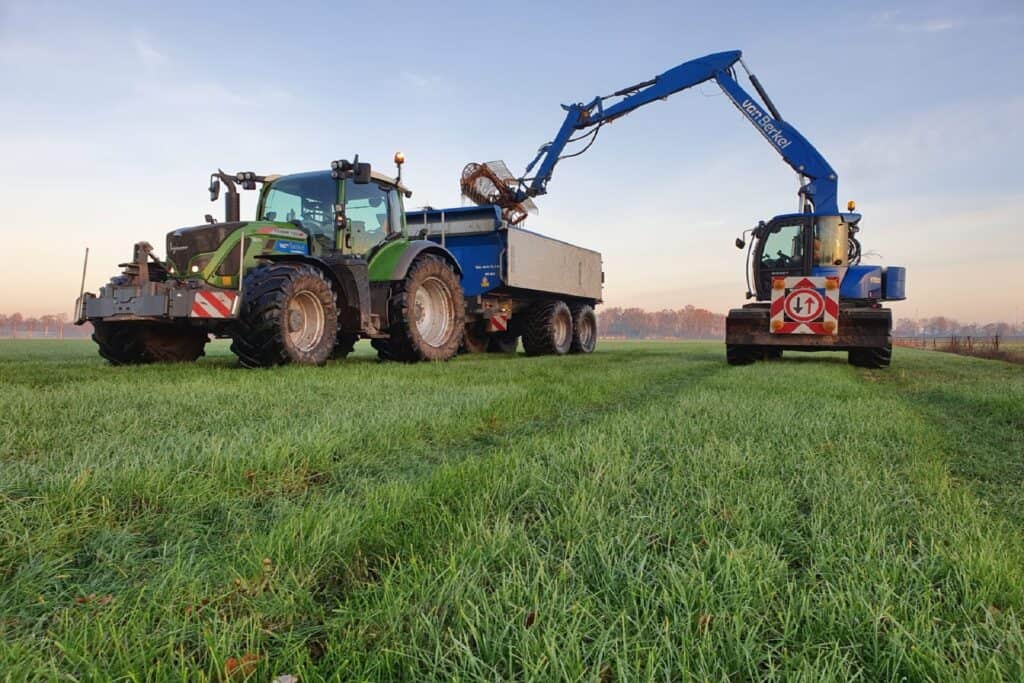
top-left (760, 222), bottom-right (805, 270)
top-left (343, 180), bottom-right (391, 255)
top-left (814, 216), bottom-right (848, 267)
top-left (261, 172), bottom-right (338, 252)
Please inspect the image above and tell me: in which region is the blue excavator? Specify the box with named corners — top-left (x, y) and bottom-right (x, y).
top-left (461, 50), bottom-right (905, 368)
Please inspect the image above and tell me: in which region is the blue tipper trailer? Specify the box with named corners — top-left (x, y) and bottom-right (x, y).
top-left (406, 205), bottom-right (603, 355)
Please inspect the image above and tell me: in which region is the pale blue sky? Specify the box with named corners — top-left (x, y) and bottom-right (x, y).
top-left (1, 0), bottom-right (1021, 322)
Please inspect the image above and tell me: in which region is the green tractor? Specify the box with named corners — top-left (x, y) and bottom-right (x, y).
top-left (75, 155), bottom-right (466, 366)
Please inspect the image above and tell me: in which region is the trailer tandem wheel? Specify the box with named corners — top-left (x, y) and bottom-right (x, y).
top-left (569, 304), bottom-right (597, 354)
top-left (522, 300), bottom-right (573, 356)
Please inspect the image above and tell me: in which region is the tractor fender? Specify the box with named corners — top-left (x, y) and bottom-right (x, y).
top-left (257, 254), bottom-right (372, 333)
top-left (389, 240), bottom-right (462, 281)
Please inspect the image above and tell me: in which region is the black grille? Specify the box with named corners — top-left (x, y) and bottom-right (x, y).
top-left (166, 222), bottom-right (246, 275)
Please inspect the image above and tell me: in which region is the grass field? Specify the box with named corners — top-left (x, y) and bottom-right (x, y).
top-left (2, 340), bottom-right (1023, 681)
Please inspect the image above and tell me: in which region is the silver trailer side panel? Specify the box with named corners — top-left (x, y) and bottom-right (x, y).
top-left (505, 228), bottom-right (603, 301)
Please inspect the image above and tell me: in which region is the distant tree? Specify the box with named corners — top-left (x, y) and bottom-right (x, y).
top-left (893, 318), bottom-right (919, 337)
top-left (56, 312), bottom-right (68, 339)
top-left (25, 317), bottom-right (38, 338)
top-left (9, 312), bottom-right (22, 339)
top-left (40, 314), bottom-right (55, 338)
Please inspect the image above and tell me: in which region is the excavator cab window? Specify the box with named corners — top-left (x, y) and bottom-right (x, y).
top-left (813, 215), bottom-right (848, 267)
top-left (753, 217), bottom-right (812, 299)
top-left (760, 222), bottom-right (805, 270)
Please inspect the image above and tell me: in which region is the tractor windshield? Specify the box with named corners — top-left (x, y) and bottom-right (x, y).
top-left (814, 216), bottom-right (848, 267)
top-left (260, 172), bottom-right (338, 249)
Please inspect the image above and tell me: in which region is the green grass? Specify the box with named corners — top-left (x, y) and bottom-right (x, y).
top-left (1, 340), bottom-right (1022, 681)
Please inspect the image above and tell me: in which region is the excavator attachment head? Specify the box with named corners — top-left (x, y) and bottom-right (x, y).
top-left (460, 161), bottom-right (536, 225)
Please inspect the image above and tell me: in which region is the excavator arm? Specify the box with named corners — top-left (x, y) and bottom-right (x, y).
top-left (462, 50), bottom-right (839, 220)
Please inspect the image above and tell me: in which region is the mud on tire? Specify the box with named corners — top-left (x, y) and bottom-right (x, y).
top-left (231, 263), bottom-right (338, 368)
top-left (380, 255), bottom-right (465, 362)
top-left (92, 321), bottom-right (208, 365)
top-left (522, 300), bottom-right (573, 356)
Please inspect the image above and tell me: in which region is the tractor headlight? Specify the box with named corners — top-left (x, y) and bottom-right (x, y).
top-left (187, 254), bottom-right (213, 276)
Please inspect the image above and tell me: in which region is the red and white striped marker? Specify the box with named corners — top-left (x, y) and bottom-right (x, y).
top-left (190, 290), bottom-right (238, 318)
top-left (486, 313), bottom-right (509, 333)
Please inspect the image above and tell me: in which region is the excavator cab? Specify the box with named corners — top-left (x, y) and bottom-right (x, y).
top-left (747, 213), bottom-right (859, 300)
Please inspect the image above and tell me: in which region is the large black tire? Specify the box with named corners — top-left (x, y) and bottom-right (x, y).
top-left (848, 344), bottom-right (892, 369)
top-left (462, 322), bottom-right (489, 354)
top-left (726, 344), bottom-right (760, 366)
top-left (379, 255), bottom-right (465, 362)
top-left (92, 321), bottom-right (207, 365)
top-left (569, 304), bottom-right (597, 354)
top-left (331, 333), bottom-right (359, 360)
top-left (486, 332), bottom-right (518, 354)
top-left (522, 300), bottom-right (573, 356)
top-left (230, 263), bottom-right (338, 368)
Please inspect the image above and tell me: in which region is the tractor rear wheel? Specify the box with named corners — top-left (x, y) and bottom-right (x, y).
top-left (726, 344), bottom-right (760, 366)
top-left (848, 344), bottom-right (891, 369)
top-left (92, 321), bottom-right (207, 365)
top-left (380, 255), bottom-right (465, 362)
top-left (522, 300), bottom-right (573, 356)
top-left (569, 304), bottom-right (597, 354)
top-left (231, 263), bottom-right (338, 367)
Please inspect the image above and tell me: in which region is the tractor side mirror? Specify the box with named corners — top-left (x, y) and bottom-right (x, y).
top-left (735, 237), bottom-right (745, 249)
top-left (209, 178), bottom-right (220, 201)
top-left (353, 162), bottom-right (372, 184)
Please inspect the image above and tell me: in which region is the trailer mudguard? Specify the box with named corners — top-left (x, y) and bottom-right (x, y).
top-left (258, 254), bottom-right (373, 333)
top-left (387, 240), bottom-right (462, 282)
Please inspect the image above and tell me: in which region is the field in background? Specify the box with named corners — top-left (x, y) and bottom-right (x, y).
top-left (1, 340), bottom-right (1022, 680)
top-left (896, 335), bottom-right (1024, 364)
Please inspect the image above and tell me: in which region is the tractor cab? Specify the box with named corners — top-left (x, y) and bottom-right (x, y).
top-left (256, 169), bottom-right (410, 257)
top-left (740, 212), bottom-right (862, 301)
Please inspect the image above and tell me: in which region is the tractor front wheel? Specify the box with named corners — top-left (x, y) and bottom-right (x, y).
top-left (92, 322), bottom-right (207, 365)
top-left (231, 263), bottom-right (339, 367)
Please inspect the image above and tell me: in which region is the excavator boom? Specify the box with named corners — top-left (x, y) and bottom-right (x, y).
top-left (461, 50), bottom-right (839, 219)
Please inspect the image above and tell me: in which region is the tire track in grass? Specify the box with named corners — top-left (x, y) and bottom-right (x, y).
top-left (300, 355), bottom-right (1024, 680)
top-left (0, 345), bottom-right (730, 677)
top-left (871, 350), bottom-right (1024, 528)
